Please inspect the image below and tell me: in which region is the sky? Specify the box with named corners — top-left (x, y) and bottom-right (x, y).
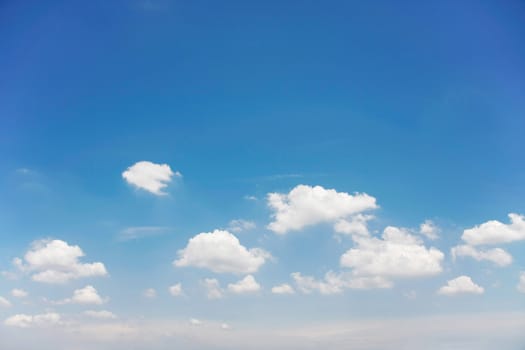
top-left (1, 0), bottom-right (525, 349)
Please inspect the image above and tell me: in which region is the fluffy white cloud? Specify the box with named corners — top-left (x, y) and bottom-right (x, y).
top-left (84, 310), bottom-right (117, 319)
top-left (462, 213), bottom-right (525, 246)
top-left (11, 289), bottom-right (28, 298)
top-left (267, 185), bottom-right (377, 234)
top-left (271, 283), bottom-right (295, 295)
top-left (174, 230), bottom-right (270, 274)
top-left (419, 220), bottom-right (439, 240)
top-left (334, 214), bottom-right (373, 236)
top-left (0, 296), bottom-right (11, 307)
top-left (169, 283), bottom-right (183, 297)
top-left (292, 271), bottom-right (392, 295)
top-left (228, 219), bottom-right (256, 233)
top-left (58, 285), bottom-right (106, 305)
top-left (122, 161), bottom-right (180, 195)
top-left (518, 272), bottom-right (525, 294)
top-left (340, 226), bottom-right (444, 278)
top-left (4, 312), bottom-right (61, 328)
top-left (15, 239), bottom-right (107, 284)
top-left (143, 288), bottom-right (157, 299)
top-left (227, 275), bottom-right (261, 294)
top-left (451, 245), bottom-right (512, 267)
top-left (437, 276), bottom-right (484, 296)
top-left (201, 278), bottom-right (223, 299)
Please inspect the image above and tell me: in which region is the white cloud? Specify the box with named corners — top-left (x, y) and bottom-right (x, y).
top-left (143, 288), bottom-right (157, 299)
top-left (0, 296), bottom-right (11, 307)
top-left (451, 245), bottom-right (512, 267)
top-left (267, 185), bottom-right (378, 234)
top-left (271, 283), bottom-right (295, 295)
top-left (201, 278), bottom-right (223, 299)
top-left (122, 161), bottom-right (180, 195)
top-left (221, 323), bottom-right (231, 330)
top-left (518, 272), bottom-right (525, 294)
top-left (340, 226), bottom-right (444, 278)
top-left (227, 275), bottom-right (261, 294)
top-left (419, 220), bottom-right (439, 240)
top-left (228, 219), bottom-right (256, 233)
top-left (174, 230), bottom-right (270, 274)
top-left (15, 239), bottom-right (107, 284)
top-left (292, 271), bottom-right (392, 295)
top-left (4, 312), bottom-right (61, 328)
top-left (462, 213), bottom-right (525, 246)
top-left (11, 288), bottom-right (28, 298)
top-left (117, 226), bottom-right (170, 241)
top-left (56, 285), bottom-right (106, 305)
top-left (189, 318), bottom-right (201, 326)
top-left (437, 276), bottom-right (484, 296)
top-left (169, 283), bottom-right (183, 297)
top-left (84, 310), bottom-right (117, 319)
top-left (334, 214), bottom-right (373, 236)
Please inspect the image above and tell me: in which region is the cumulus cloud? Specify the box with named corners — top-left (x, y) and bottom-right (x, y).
top-left (462, 213), bottom-right (525, 246)
top-left (169, 283), bottom-right (183, 297)
top-left (451, 245), bottom-right (512, 267)
top-left (228, 219), bottom-right (256, 233)
top-left (267, 185), bottom-right (378, 234)
top-left (143, 288), bottom-right (157, 299)
top-left (518, 272), bottom-right (525, 294)
top-left (11, 289), bottom-right (28, 298)
top-left (174, 230), bottom-right (270, 274)
top-left (4, 312), bottom-right (61, 328)
top-left (122, 161), bottom-right (180, 195)
top-left (84, 310), bottom-right (117, 319)
top-left (227, 275), bottom-right (261, 294)
top-left (340, 226), bottom-right (444, 278)
top-left (201, 278), bottom-right (223, 299)
top-left (437, 276), bottom-right (484, 296)
top-left (56, 285), bottom-right (106, 305)
top-left (14, 239), bottom-right (107, 284)
top-left (419, 220), bottom-right (439, 240)
top-left (291, 271), bottom-right (392, 295)
top-left (0, 296), bottom-right (11, 307)
top-left (334, 214), bottom-right (373, 236)
top-left (271, 283), bottom-right (295, 295)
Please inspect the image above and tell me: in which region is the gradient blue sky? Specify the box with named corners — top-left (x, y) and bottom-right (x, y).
top-left (1, 1), bottom-right (525, 349)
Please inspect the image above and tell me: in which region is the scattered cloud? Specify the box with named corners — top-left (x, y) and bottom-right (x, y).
top-left (0, 296), bottom-right (11, 307)
top-left (292, 271), bottom-right (392, 295)
top-left (122, 161), bottom-right (180, 195)
top-left (174, 230), bottom-right (271, 274)
top-left (334, 214), bottom-right (373, 236)
top-left (419, 220), bottom-right (439, 240)
top-left (11, 289), bottom-right (28, 298)
top-left (461, 213), bottom-right (525, 246)
top-left (518, 272), bottom-right (525, 294)
top-left (84, 310), bottom-right (117, 320)
top-left (143, 288), bottom-right (157, 299)
top-left (201, 278), bottom-right (223, 299)
top-left (267, 185), bottom-right (377, 234)
top-left (340, 226), bottom-right (444, 279)
top-left (14, 239), bottom-right (107, 283)
top-left (227, 275), bottom-right (261, 294)
top-left (451, 245), bottom-right (512, 267)
top-left (244, 195), bottom-right (258, 201)
top-left (4, 312), bottom-right (61, 328)
top-left (55, 285), bottom-right (106, 305)
top-left (437, 276), bottom-right (484, 296)
top-left (169, 283), bottom-right (183, 297)
top-left (271, 283), bottom-right (295, 295)
top-left (117, 226), bottom-right (170, 241)
top-left (228, 219), bottom-right (256, 233)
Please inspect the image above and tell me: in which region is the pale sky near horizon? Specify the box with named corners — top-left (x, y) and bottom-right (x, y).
top-left (1, 1), bottom-right (525, 349)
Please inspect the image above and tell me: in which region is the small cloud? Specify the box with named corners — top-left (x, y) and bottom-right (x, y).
top-left (437, 276), bottom-right (484, 296)
top-left (271, 283), bottom-right (295, 295)
top-left (518, 272), bottom-right (525, 294)
top-left (169, 283), bottom-right (183, 297)
top-left (84, 310), bottom-right (117, 319)
top-left (419, 220), bottom-right (440, 240)
top-left (228, 275), bottom-right (261, 294)
top-left (189, 318), bottom-right (201, 326)
top-left (221, 323), bottom-right (231, 330)
top-left (201, 278), bottom-right (223, 300)
top-left (0, 296), bottom-right (11, 308)
top-left (54, 285), bottom-right (107, 305)
top-left (122, 161), bottom-right (180, 196)
top-left (244, 195), bottom-right (258, 201)
top-left (117, 226), bottom-right (171, 241)
top-left (11, 289), bottom-right (28, 298)
top-left (143, 288), bottom-right (157, 299)
top-left (228, 219), bottom-right (256, 233)
top-left (4, 312), bottom-right (60, 328)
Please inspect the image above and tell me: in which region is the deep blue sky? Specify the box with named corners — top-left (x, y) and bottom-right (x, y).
top-left (0, 1), bottom-right (524, 349)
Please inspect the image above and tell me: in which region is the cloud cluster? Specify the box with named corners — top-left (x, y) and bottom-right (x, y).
top-left (84, 310), bottom-right (117, 320)
top-left (267, 185), bottom-right (377, 234)
top-left (271, 283), bottom-right (295, 295)
top-left (451, 245), bottom-right (512, 267)
top-left (437, 276), bottom-right (484, 296)
top-left (122, 161), bottom-right (180, 195)
top-left (227, 275), bottom-right (261, 294)
top-left (14, 239), bottom-right (107, 284)
top-left (419, 220), bottom-right (439, 240)
top-left (174, 230), bottom-right (270, 274)
top-left (292, 271), bottom-right (392, 295)
top-left (4, 312), bottom-right (61, 328)
top-left (228, 219), bottom-right (256, 233)
top-left (201, 278), bottom-right (223, 299)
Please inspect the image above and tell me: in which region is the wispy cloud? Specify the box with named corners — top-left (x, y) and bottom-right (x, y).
top-left (117, 226), bottom-right (171, 241)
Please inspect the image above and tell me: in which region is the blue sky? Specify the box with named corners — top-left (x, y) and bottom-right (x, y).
top-left (1, 1), bottom-right (525, 349)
